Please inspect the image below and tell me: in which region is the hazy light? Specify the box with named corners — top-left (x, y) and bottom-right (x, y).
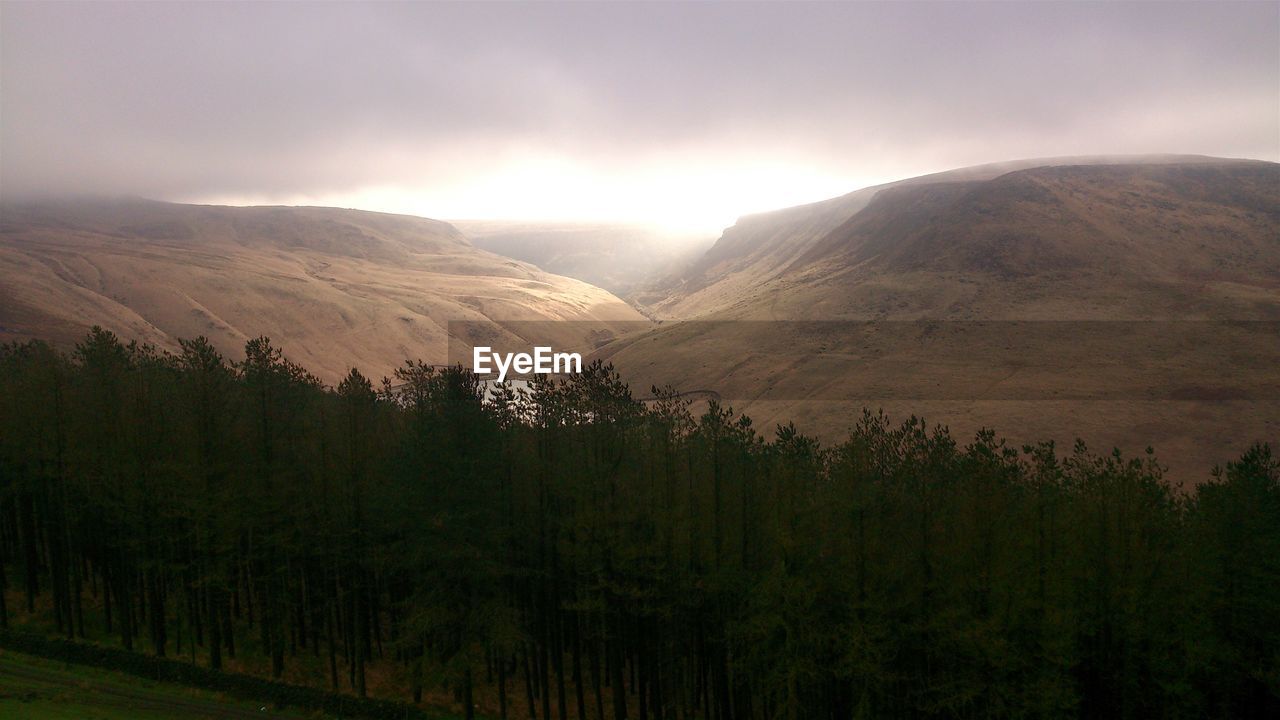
top-left (192, 153), bottom-right (877, 237)
top-left (9, 3), bottom-right (1275, 235)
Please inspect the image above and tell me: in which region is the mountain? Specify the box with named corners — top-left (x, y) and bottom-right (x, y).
top-left (0, 198), bottom-right (647, 382)
top-left (646, 154), bottom-right (1276, 320)
top-left (453, 219), bottom-right (713, 299)
top-left (601, 157), bottom-right (1280, 481)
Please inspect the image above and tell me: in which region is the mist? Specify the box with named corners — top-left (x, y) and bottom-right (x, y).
top-left (2, 1), bottom-right (1276, 232)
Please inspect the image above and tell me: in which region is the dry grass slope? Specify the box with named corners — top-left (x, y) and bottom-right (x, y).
top-left (0, 198), bottom-right (647, 382)
top-left (606, 158), bottom-right (1280, 482)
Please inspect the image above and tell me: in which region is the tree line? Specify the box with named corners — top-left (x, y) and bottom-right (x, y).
top-left (0, 328), bottom-right (1276, 719)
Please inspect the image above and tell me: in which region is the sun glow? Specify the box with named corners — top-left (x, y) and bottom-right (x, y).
top-left (193, 154), bottom-right (874, 238)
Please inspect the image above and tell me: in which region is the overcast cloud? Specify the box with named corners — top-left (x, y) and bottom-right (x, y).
top-left (2, 1), bottom-right (1277, 232)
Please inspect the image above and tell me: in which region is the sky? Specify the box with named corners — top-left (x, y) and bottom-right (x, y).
top-left (2, 1), bottom-right (1277, 235)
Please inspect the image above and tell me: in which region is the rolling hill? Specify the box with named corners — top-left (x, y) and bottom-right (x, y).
top-left (0, 198), bottom-right (647, 382)
top-left (3, 157), bottom-right (1275, 480)
top-left (644, 155), bottom-right (1277, 320)
top-left (602, 157), bottom-right (1280, 481)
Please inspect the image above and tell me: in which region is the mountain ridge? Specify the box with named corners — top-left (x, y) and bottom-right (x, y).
top-left (646, 154), bottom-right (1276, 319)
top-left (600, 155), bottom-right (1280, 481)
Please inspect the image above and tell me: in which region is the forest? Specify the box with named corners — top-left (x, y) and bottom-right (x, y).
top-left (0, 327), bottom-right (1276, 719)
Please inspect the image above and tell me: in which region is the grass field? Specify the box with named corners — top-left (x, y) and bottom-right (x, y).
top-left (0, 648), bottom-right (323, 720)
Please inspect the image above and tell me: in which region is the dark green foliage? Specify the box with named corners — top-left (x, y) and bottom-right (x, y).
top-left (0, 329), bottom-right (1276, 719)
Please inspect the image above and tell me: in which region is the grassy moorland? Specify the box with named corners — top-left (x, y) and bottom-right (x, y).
top-left (0, 648), bottom-right (322, 720)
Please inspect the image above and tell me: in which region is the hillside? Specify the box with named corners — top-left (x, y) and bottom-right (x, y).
top-left (646, 155), bottom-right (1275, 320)
top-left (601, 158), bottom-right (1280, 481)
top-left (0, 198), bottom-right (647, 382)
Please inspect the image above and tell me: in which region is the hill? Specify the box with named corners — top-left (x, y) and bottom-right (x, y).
top-left (601, 157), bottom-right (1280, 481)
top-left (646, 155), bottom-right (1276, 320)
top-left (0, 198), bottom-right (647, 382)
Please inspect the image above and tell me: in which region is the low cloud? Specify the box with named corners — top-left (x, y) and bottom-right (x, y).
top-left (2, 2), bottom-right (1276, 230)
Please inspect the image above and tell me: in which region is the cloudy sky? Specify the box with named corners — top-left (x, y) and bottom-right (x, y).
top-left (2, 1), bottom-right (1277, 233)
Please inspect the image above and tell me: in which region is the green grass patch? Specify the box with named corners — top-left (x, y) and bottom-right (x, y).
top-left (0, 648), bottom-right (320, 719)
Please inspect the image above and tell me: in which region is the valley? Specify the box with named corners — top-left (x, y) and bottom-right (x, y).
top-left (2, 156), bottom-right (1276, 481)
top-left (4, 4), bottom-right (1277, 717)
